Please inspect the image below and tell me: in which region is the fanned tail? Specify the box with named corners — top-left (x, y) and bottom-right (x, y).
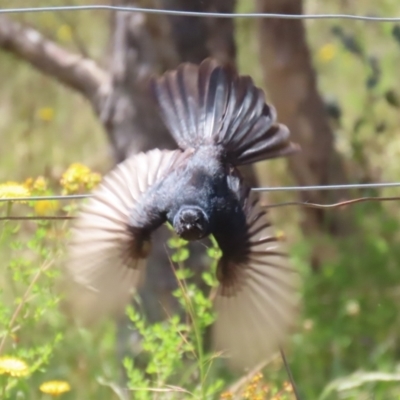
top-left (151, 58), bottom-right (300, 166)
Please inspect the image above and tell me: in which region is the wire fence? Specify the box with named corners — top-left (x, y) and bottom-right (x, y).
top-left (2, 189), bottom-right (400, 221)
top-left (1, 182), bottom-right (400, 203)
top-left (1, 5), bottom-right (400, 22)
top-left (1, 3), bottom-right (400, 221)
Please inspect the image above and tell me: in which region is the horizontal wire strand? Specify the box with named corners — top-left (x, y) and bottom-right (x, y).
top-left (0, 5), bottom-right (400, 22)
top-left (1, 196), bottom-right (400, 221)
top-left (1, 182), bottom-right (400, 203)
top-left (0, 194), bottom-right (88, 202)
top-left (251, 182), bottom-right (400, 192)
top-left (0, 216), bottom-right (74, 221)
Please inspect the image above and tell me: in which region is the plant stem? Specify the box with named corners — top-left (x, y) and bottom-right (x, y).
top-left (176, 268), bottom-right (207, 400)
top-left (0, 259), bottom-right (53, 355)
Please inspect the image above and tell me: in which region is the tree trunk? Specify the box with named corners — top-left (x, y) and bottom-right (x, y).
top-left (256, 0), bottom-right (353, 269)
top-left (106, 0), bottom-right (252, 367)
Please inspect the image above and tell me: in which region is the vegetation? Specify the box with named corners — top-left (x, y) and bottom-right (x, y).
top-left (2, 0), bottom-right (400, 398)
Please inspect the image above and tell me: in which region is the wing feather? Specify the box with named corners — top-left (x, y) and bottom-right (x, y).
top-left (150, 58), bottom-right (300, 165)
top-left (212, 192), bottom-right (300, 371)
top-left (62, 149), bottom-right (188, 325)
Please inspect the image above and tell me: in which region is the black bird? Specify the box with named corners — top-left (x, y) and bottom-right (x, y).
top-left (64, 59), bottom-right (301, 370)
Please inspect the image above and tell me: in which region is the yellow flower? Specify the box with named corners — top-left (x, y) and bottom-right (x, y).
top-left (38, 107), bottom-right (55, 122)
top-left (24, 177), bottom-right (34, 190)
top-left (317, 43), bottom-right (337, 63)
top-left (40, 380), bottom-right (71, 396)
top-left (283, 381), bottom-right (293, 393)
top-left (33, 176), bottom-right (48, 192)
top-left (0, 182), bottom-right (31, 203)
top-left (86, 172), bottom-right (102, 191)
top-left (0, 356), bottom-right (29, 377)
top-left (57, 24), bottom-right (72, 42)
top-left (251, 373), bottom-right (263, 384)
top-left (60, 163), bottom-right (101, 194)
top-left (34, 200), bottom-right (60, 216)
top-left (220, 392), bottom-right (233, 399)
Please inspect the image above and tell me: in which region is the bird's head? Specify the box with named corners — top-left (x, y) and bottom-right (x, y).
top-left (173, 206), bottom-right (209, 241)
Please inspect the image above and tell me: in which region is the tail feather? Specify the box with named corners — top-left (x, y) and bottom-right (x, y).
top-left (151, 58), bottom-right (299, 166)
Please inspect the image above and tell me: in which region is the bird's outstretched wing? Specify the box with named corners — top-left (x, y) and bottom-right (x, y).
top-left (212, 186), bottom-right (300, 371)
top-left (62, 149), bottom-right (188, 325)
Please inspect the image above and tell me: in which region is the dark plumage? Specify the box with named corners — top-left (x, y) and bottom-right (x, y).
top-left (63, 59), bottom-right (301, 370)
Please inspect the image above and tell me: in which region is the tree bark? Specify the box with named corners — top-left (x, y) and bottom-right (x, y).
top-left (256, 0), bottom-right (353, 268)
top-left (103, 0), bottom-right (240, 162)
top-left (165, 0), bottom-right (236, 66)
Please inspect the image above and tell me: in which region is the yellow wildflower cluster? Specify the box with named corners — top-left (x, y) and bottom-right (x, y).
top-left (220, 373), bottom-right (294, 400)
top-left (0, 356), bottom-right (29, 377)
top-left (33, 176), bottom-right (47, 192)
top-left (24, 176), bottom-right (60, 215)
top-left (40, 380), bottom-right (71, 396)
top-left (60, 163), bottom-right (101, 194)
top-left (0, 182), bottom-right (30, 203)
top-left (35, 199), bottom-right (60, 216)
top-left (243, 373), bottom-right (269, 400)
top-left (24, 176), bottom-right (48, 193)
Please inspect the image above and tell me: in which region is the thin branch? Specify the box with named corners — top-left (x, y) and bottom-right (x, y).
top-left (0, 16), bottom-right (111, 102)
top-left (280, 347), bottom-right (301, 400)
top-left (0, 259), bottom-right (54, 354)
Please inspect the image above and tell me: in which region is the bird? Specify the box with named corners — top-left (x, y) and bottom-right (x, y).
top-left (63, 58), bottom-right (301, 371)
